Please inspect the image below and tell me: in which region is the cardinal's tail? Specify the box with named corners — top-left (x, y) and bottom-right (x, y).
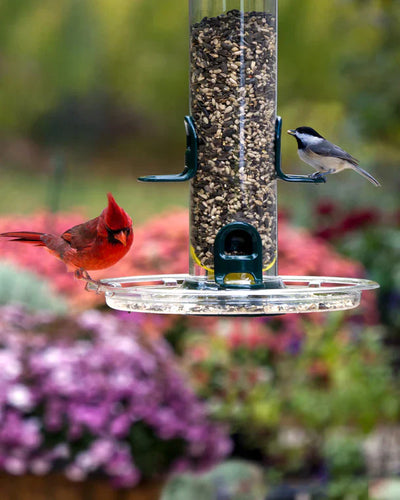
top-left (0, 231), bottom-right (47, 246)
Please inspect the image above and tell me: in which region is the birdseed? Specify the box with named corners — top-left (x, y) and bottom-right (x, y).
top-left (190, 9), bottom-right (277, 271)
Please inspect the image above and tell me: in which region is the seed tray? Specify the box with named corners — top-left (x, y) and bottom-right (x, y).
top-left (86, 274), bottom-right (378, 316)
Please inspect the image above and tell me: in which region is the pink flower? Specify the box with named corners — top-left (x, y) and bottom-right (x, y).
top-left (4, 456), bottom-right (26, 475)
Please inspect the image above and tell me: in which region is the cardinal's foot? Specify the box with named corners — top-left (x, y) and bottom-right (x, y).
top-left (75, 268), bottom-right (90, 280)
top-left (74, 269), bottom-right (104, 291)
top-left (74, 268), bottom-right (99, 283)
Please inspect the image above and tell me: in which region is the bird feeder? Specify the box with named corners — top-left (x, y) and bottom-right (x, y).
top-left (87, 0), bottom-right (378, 315)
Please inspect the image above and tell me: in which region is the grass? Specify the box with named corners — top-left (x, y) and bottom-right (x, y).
top-left (0, 162), bottom-right (395, 230)
top-left (0, 169), bottom-right (189, 223)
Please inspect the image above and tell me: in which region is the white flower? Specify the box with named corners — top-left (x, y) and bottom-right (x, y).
top-left (7, 384), bottom-right (33, 410)
top-left (42, 347), bottom-right (64, 366)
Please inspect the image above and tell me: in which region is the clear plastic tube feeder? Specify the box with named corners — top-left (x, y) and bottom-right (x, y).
top-left (87, 0), bottom-right (378, 315)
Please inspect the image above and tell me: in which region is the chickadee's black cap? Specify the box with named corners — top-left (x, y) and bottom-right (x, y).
top-left (293, 126), bottom-right (324, 138)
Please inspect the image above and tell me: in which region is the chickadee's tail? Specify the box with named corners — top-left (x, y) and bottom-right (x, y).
top-left (351, 165), bottom-right (381, 187)
top-left (0, 231), bottom-right (47, 245)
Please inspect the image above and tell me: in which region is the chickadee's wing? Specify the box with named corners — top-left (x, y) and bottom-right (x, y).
top-left (315, 140), bottom-right (359, 166)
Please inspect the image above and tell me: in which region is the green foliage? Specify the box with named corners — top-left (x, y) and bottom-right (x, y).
top-left (323, 433), bottom-right (365, 476)
top-left (0, 260), bottom-right (67, 313)
top-left (161, 460), bottom-right (267, 500)
top-left (0, 0), bottom-right (188, 153)
top-left (0, 0), bottom-right (398, 155)
top-left (288, 321), bottom-right (399, 432)
top-left (162, 474), bottom-right (215, 500)
top-left (278, 0), bottom-right (400, 157)
top-left (129, 422), bottom-right (186, 480)
top-left (326, 477), bottom-right (369, 500)
top-left (0, 0), bottom-right (100, 132)
top-left (340, 227), bottom-right (400, 333)
top-left (341, 0), bottom-right (400, 144)
top-left (182, 314), bottom-right (400, 480)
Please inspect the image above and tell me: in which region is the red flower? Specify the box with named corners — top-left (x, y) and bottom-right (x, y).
top-left (316, 200), bottom-right (337, 216)
top-left (338, 209), bottom-right (380, 233)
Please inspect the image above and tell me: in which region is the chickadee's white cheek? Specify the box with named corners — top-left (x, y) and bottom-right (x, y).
top-left (297, 134), bottom-right (324, 146)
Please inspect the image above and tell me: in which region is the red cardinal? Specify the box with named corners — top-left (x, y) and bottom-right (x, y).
top-left (0, 193), bottom-right (133, 280)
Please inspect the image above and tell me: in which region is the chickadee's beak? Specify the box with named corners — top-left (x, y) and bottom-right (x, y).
top-left (114, 230), bottom-right (127, 246)
top-left (287, 129), bottom-right (296, 136)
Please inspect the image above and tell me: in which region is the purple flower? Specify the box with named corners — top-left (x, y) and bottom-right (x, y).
top-left (0, 305), bottom-right (231, 487)
top-left (89, 439), bottom-right (115, 464)
top-left (110, 414), bottom-right (131, 438)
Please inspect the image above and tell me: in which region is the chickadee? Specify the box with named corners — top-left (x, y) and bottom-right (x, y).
top-left (287, 126), bottom-right (381, 187)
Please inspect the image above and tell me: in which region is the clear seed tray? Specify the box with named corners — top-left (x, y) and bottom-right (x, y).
top-left (86, 275), bottom-right (378, 316)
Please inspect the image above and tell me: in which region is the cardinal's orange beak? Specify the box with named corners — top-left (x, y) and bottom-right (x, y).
top-left (114, 230), bottom-right (127, 246)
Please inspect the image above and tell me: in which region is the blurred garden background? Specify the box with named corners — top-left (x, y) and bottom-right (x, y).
top-left (0, 0), bottom-right (399, 498)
